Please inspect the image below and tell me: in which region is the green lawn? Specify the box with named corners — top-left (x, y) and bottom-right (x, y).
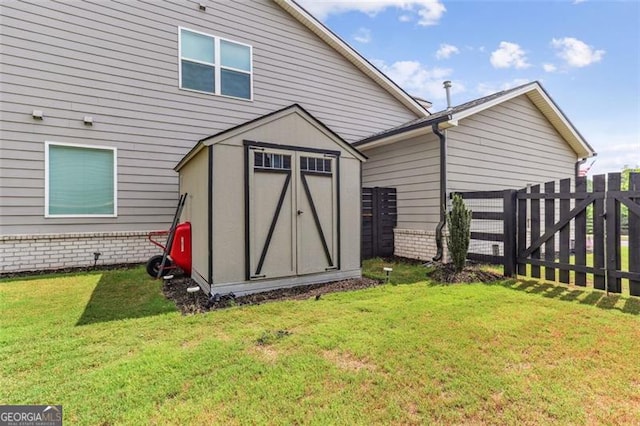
top-left (516, 246), bottom-right (634, 295)
top-left (1, 265), bottom-right (639, 424)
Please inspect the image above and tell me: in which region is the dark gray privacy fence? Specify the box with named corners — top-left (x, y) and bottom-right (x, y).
top-left (362, 187), bottom-right (397, 259)
top-left (454, 172), bottom-right (640, 295)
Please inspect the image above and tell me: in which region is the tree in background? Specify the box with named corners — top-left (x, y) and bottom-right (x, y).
top-left (447, 194), bottom-right (472, 272)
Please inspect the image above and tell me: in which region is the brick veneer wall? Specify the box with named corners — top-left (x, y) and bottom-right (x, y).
top-left (0, 231), bottom-right (163, 274)
top-left (393, 228), bottom-right (449, 263)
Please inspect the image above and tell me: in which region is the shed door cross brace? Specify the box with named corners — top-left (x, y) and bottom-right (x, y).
top-left (254, 171), bottom-right (291, 276)
top-left (300, 171), bottom-right (334, 267)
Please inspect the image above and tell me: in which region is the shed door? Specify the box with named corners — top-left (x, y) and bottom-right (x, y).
top-left (297, 154), bottom-right (338, 275)
top-left (248, 149), bottom-right (296, 280)
top-left (248, 148), bottom-right (338, 280)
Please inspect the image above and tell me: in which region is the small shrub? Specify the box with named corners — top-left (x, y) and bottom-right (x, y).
top-left (447, 194), bottom-right (472, 273)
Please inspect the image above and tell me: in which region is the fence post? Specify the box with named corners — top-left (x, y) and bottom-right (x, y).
top-left (516, 187), bottom-right (527, 276)
top-left (503, 189), bottom-right (517, 277)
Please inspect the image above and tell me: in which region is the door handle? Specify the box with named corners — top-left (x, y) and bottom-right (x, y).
top-left (297, 210), bottom-right (304, 215)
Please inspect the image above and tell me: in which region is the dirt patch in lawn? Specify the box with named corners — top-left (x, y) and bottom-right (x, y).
top-left (323, 350), bottom-right (376, 372)
top-left (426, 263), bottom-right (502, 284)
top-left (163, 276), bottom-right (380, 315)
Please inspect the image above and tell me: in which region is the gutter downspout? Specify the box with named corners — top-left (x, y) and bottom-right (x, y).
top-left (575, 157), bottom-right (587, 179)
top-left (575, 153), bottom-right (597, 179)
top-left (431, 118), bottom-right (449, 262)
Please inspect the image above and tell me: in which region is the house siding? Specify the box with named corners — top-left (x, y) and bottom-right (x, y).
top-left (0, 0), bottom-right (417, 244)
top-left (361, 133), bottom-right (441, 230)
top-left (361, 94), bottom-right (579, 261)
top-left (447, 95), bottom-right (577, 193)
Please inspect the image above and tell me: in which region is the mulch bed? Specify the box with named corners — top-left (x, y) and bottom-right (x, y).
top-left (426, 263), bottom-right (502, 284)
top-left (163, 276), bottom-right (381, 315)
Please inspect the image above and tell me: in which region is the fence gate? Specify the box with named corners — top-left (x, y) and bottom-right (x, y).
top-left (515, 173), bottom-right (640, 295)
top-left (362, 187), bottom-right (397, 259)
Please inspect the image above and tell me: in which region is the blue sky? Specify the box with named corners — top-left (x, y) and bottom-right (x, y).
top-left (298, 0), bottom-right (640, 175)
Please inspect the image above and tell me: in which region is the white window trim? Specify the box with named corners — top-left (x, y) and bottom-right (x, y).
top-left (178, 26), bottom-right (254, 101)
top-left (44, 141), bottom-right (118, 218)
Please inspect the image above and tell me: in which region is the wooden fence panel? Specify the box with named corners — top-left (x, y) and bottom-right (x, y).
top-left (630, 173), bottom-right (640, 296)
top-left (454, 190), bottom-right (505, 266)
top-left (399, 172), bottom-right (640, 296)
top-left (574, 177), bottom-right (587, 286)
top-left (361, 187), bottom-right (396, 259)
top-left (517, 188), bottom-right (527, 276)
top-left (606, 174), bottom-right (622, 293)
top-left (361, 188), bottom-right (374, 260)
top-left (592, 175), bottom-right (606, 290)
top-left (376, 188), bottom-right (397, 258)
top-left (558, 178), bottom-right (571, 284)
top-left (455, 172), bottom-right (639, 296)
top-left (545, 180), bottom-right (556, 282)
top-left (530, 185), bottom-right (541, 279)
top-left (503, 190), bottom-right (517, 276)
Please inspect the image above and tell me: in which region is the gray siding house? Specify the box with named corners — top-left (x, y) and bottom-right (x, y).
top-left (0, 0), bottom-right (427, 273)
top-left (356, 82), bottom-right (596, 261)
top-left (0, 2), bottom-right (595, 274)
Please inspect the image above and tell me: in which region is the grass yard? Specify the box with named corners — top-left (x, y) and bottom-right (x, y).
top-left (513, 246), bottom-right (634, 295)
top-left (2, 263), bottom-right (640, 424)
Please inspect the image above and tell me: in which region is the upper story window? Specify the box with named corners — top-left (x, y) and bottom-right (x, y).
top-left (45, 142), bottom-right (117, 217)
top-left (179, 27), bottom-right (252, 100)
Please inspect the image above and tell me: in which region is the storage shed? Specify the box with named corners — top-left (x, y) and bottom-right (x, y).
top-left (175, 104), bottom-right (366, 296)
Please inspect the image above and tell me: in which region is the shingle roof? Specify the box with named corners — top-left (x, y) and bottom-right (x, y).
top-left (354, 82), bottom-right (535, 146)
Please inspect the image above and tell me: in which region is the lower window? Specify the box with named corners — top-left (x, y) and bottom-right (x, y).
top-left (45, 142), bottom-right (117, 217)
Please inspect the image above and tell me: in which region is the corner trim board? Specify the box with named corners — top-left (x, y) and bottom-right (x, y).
top-left (208, 145), bottom-right (213, 285)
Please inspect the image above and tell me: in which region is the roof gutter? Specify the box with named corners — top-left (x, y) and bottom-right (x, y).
top-left (355, 114), bottom-right (453, 150)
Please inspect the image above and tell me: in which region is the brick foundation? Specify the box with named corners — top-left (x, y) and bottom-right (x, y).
top-left (394, 228), bottom-right (449, 263)
top-left (0, 231), bottom-right (164, 274)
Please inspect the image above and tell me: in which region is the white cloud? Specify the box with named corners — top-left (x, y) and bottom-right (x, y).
top-left (573, 0), bottom-right (586, 4)
top-left (577, 127), bottom-right (640, 174)
top-left (543, 63), bottom-right (557, 72)
top-left (436, 43), bottom-right (460, 60)
top-left (373, 59), bottom-right (465, 102)
top-left (551, 37), bottom-right (605, 68)
top-left (476, 78), bottom-right (532, 96)
top-left (353, 27), bottom-right (372, 43)
top-left (589, 142), bottom-right (640, 175)
top-left (490, 42), bottom-right (530, 69)
top-left (297, 0), bottom-right (446, 26)
top-left (416, 1), bottom-right (446, 26)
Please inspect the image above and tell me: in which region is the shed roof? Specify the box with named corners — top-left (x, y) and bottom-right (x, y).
top-left (354, 81), bottom-right (596, 159)
top-left (175, 104), bottom-right (366, 171)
